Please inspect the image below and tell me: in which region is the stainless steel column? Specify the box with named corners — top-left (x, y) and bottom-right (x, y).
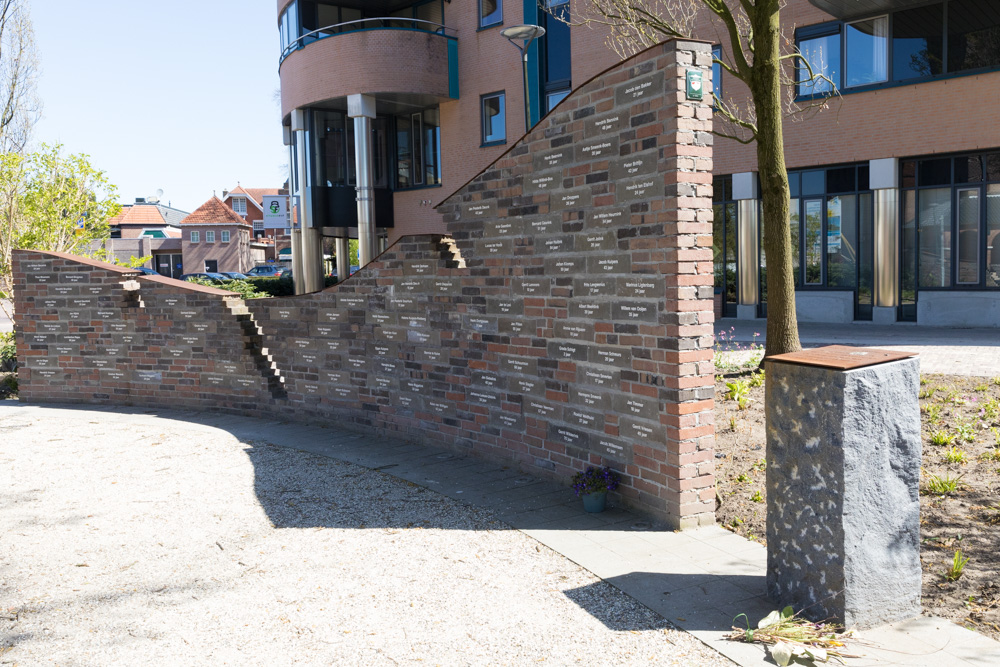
top-left (737, 199), bottom-right (760, 308)
top-left (348, 94), bottom-right (376, 267)
top-left (335, 236), bottom-right (349, 282)
top-left (286, 118), bottom-right (304, 295)
top-left (870, 158), bottom-right (899, 324)
top-left (733, 171), bottom-right (759, 319)
top-left (874, 188), bottom-right (899, 309)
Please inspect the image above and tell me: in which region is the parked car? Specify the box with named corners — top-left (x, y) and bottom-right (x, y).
top-left (246, 265), bottom-right (286, 278)
top-left (132, 266), bottom-right (158, 275)
top-left (329, 265), bottom-right (361, 279)
top-left (220, 272), bottom-right (249, 280)
top-left (179, 272), bottom-right (230, 284)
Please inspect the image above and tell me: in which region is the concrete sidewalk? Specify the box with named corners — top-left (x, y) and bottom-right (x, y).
top-left (716, 319), bottom-right (1000, 377)
top-left (3, 402), bottom-right (997, 666)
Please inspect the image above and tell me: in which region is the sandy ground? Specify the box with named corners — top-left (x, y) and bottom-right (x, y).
top-left (0, 404), bottom-right (731, 666)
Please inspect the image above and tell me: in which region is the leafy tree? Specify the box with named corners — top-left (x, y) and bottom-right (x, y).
top-left (0, 144), bottom-right (120, 319)
top-left (544, 1), bottom-right (837, 356)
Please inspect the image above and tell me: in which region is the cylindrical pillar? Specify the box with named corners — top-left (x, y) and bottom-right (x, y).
top-left (737, 199), bottom-right (759, 314)
top-left (290, 228), bottom-right (303, 293)
top-left (335, 236), bottom-right (349, 282)
top-left (301, 226), bottom-right (324, 292)
top-left (766, 347), bottom-right (921, 628)
top-left (348, 94), bottom-right (376, 268)
top-left (874, 189), bottom-right (899, 309)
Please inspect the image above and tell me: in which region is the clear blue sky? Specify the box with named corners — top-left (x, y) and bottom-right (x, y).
top-left (33, 1), bottom-right (287, 213)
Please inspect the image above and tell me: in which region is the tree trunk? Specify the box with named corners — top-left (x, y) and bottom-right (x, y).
top-left (749, 2), bottom-right (801, 357)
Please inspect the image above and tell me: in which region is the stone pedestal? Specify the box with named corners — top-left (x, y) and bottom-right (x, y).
top-left (765, 346), bottom-right (921, 629)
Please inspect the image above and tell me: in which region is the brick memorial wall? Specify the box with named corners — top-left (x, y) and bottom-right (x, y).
top-left (13, 39), bottom-right (716, 528)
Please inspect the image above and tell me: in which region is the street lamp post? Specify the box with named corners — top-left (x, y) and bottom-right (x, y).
top-left (500, 24), bottom-right (545, 134)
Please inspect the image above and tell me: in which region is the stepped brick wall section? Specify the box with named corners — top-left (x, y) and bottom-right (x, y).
top-left (12, 252), bottom-right (283, 410)
top-left (12, 39), bottom-right (716, 527)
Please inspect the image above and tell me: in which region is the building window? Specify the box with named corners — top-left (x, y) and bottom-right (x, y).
top-left (190, 231), bottom-right (200, 243)
top-left (711, 45), bottom-right (722, 101)
top-left (205, 260), bottom-right (218, 273)
top-left (796, 24), bottom-right (840, 95)
top-left (900, 152), bottom-right (1000, 293)
top-left (845, 16), bottom-right (887, 87)
top-left (713, 176), bottom-right (738, 318)
top-left (253, 220), bottom-right (264, 233)
top-left (479, 0), bottom-right (501, 28)
top-left (396, 108), bottom-right (441, 188)
top-left (797, 2), bottom-right (1000, 96)
top-left (206, 231), bottom-right (215, 243)
top-left (786, 164), bottom-right (873, 295)
top-left (232, 197), bottom-right (247, 215)
top-left (221, 230), bottom-right (231, 243)
top-left (542, 1), bottom-right (571, 113)
top-left (481, 92), bottom-right (506, 145)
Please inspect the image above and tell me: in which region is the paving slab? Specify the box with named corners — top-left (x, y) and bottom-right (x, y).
top-left (5, 402), bottom-right (1000, 665)
top-left (717, 318), bottom-right (1000, 377)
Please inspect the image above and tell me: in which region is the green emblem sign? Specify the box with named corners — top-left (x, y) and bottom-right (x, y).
top-left (686, 70), bottom-right (703, 101)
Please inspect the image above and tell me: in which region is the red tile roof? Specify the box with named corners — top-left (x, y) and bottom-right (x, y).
top-left (182, 197), bottom-right (252, 227)
top-left (226, 185), bottom-right (281, 208)
top-left (107, 205), bottom-right (166, 227)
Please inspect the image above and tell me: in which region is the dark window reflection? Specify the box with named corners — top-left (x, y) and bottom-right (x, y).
top-left (892, 4), bottom-right (944, 81)
top-left (948, 0), bottom-right (1000, 73)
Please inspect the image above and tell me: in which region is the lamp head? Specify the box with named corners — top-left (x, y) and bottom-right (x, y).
top-left (500, 24), bottom-right (545, 48)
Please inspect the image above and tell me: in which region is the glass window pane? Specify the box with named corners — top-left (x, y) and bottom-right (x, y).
top-left (712, 45), bottom-right (722, 100)
top-left (955, 156), bottom-right (983, 183)
top-left (480, 0), bottom-right (501, 27)
top-left (828, 195), bottom-right (857, 288)
top-left (918, 187), bottom-right (952, 288)
top-left (918, 157), bottom-right (951, 187)
top-left (411, 113), bottom-right (424, 185)
top-left (798, 32), bottom-right (840, 94)
top-left (544, 7), bottom-right (571, 84)
top-left (948, 0), bottom-right (1000, 73)
top-left (846, 16), bottom-right (888, 86)
top-left (789, 172), bottom-right (800, 198)
top-left (901, 160), bottom-right (917, 188)
top-left (802, 170), bottom-right (824, 195)
top-left (827, 166), bottom-right (855, 194)
top-left (713, 203), bottom-right (725, 293)
top-left (893, 4), bottom-right (944, 81)
top-left (957, 188), bottom-right (980, 284)
top-left (858, 193), bottom-right (874, 306)
top-left (396, 114), bottom-right (412, 188)
top-left (986, 153), bottom-right (1000, 182)
top-left (546, 89), bottom-right (570, 112)
top-left (482, 94), bottom-right (505, 144)
top-left (902, 191), bottom-right (917, 305)
top-left (804, 199), bottom-right (823, 284)
top-left (790, 199), bottom-right (800, 287)
top-left (988, 185), bottom-right (1000, 287)
top-left (725, 203), bottom-right (737, 303)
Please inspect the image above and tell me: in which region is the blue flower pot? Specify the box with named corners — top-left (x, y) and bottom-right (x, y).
top-left (582, 491), bottom-right (608, 513)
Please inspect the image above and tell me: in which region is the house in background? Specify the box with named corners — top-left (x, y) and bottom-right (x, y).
top-left (180, 197), bottom-right (258, 274)
top-left (101, 198), bottom-right (189, 278)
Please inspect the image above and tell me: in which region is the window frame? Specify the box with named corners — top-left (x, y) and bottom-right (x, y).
top-left (899, 152), bottom-right (1000, 292)
top-left (795, 2), bottom-right (1000, 100)
top-left (190, 230), bottom-right (200, 243)
top-left (221, 230), bottom-right (231, 243)
top-left (232, 197), bottom-right (247, 215)
top-left (206, 230), bottom-right (216, 243)
top-left (711, 44), bottom-right (723, 103)
top-left (480, 91), bottom-right (507, 147)
top-left (478, 0), bottom-right (502, 29)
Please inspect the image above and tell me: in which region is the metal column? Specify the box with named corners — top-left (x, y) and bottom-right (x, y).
top-left (733, 171), bottom-right (759, 319)
top-left (348, 94), bottom-right (376, 267)
top-left (870, 158), bottom-right (900, 324)
top-left (335, 236), bottom-right (349, 282)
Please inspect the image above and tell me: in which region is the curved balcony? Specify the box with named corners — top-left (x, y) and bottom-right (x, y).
top-left (278, 18), bottom-right (458, 119)
top-left (809, 0), bottom-right (930, 18)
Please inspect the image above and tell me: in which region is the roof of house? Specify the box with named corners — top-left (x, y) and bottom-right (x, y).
top-left (226, 185), bottom-right (282, 211)
top-left (182, 196), bottom-right (252, 227)
top-left (108, 202), bottom-right (190, 228)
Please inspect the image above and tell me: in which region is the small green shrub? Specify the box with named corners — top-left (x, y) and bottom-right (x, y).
top-left (945, 549), bottom-right (970, 582)
top-left (0, 331), bottom-right (15, 371)
top-left (919, 386), bottom-right (938, 399)
top-left (748, 369), bottom-right (765, 388)
top-left (245, 276), bottom-right (295, 297)
top-left (929, 430), bottom-right (956, 447)
top-left (726, 378), bottom-right (751, 402)
top-left (923, 472), bottom-right (963, 496)
top-left (923, 404), bottom-right (943, 424)
top-left (943, 446), bottom-right (968, 464)
top-left (750, 490), bottom-right (764, 503)
top-left (979, 448), bottom-right (1000, 463)
top-left (954, 420), bottom-right (976, 443)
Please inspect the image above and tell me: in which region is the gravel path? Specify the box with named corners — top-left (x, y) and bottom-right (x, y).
top-left (0, 405), bottom-right (731, 666)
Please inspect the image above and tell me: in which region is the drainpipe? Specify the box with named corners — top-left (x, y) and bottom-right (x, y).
top-left (348, 94), bottom-right (376, 267)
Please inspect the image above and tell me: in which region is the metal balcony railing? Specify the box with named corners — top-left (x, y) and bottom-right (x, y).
top-left (280, 18), bottom-right (456, 64)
